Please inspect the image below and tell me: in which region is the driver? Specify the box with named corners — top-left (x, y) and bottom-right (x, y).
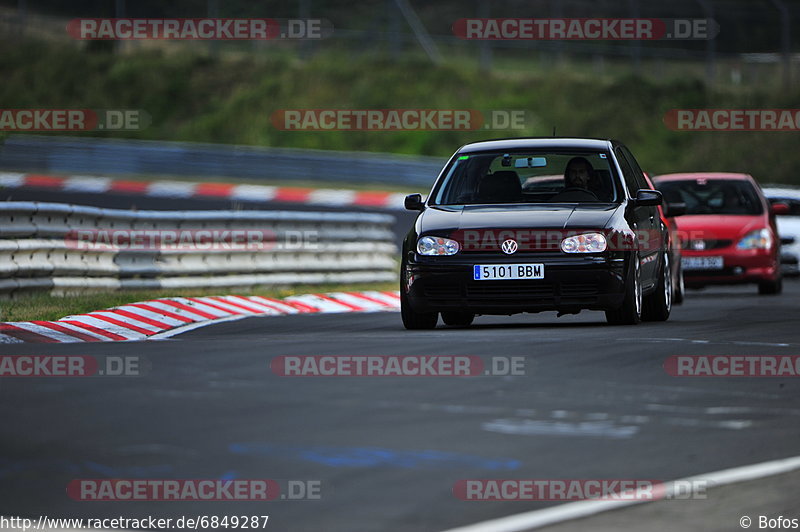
top-left (564, 157), bottom-right (594, 190)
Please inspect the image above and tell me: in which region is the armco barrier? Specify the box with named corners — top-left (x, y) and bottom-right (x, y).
top-left (0, 202), bottom-right (397, 295)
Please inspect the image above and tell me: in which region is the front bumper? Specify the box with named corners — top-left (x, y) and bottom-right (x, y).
top-left (404, 253), bottom-right (627, 314)
top-left (682, 248), bottom-right (778, 286)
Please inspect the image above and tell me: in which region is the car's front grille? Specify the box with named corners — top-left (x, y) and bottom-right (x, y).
top-left (684, 267), bottom-right (739, 277)
top-left (466, 281), bottom-right (554, 301)
top-left (560, 282), bottom-right (600, 297)
top-left (424, 281), bottom-right (603, 302)
top-left (681, 239), bottom-right (733, 250)
top-left (422, 285), bottom-right (462, 299)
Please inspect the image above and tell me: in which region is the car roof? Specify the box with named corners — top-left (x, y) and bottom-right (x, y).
top-left (654, 172), bottom-right (753, 182)
top-left (457, 137), bottom-right (615, 153)
top-left (762, 186), bottom-right (800, 200)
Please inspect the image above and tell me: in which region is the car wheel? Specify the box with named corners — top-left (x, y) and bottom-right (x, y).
top-left (441, 312), bottom-right (475, 327)
top-left (605, 254), bottom-right (642, 325)
top-left (400, 290), bottom-right (438, 329)
top-left (673, 262), bottom-right (685, 305)
top-left (758, 275), bottom-right (783, 295)
top-left (642, 251), bottom-right (672, 321)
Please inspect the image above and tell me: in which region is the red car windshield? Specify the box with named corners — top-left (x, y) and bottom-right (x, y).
top-left (658, 179), bottom-right (764, 215)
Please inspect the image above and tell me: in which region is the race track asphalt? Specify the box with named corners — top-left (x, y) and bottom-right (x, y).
top-left (1, 281), bottom-right (799, 531)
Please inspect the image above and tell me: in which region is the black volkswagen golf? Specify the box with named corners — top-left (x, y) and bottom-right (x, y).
top-left (401, 138), bottom-right (673, 328)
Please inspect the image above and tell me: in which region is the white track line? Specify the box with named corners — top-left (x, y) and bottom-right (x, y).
top-left (149, 313), bottom-right (264, 339)
top-left (440, 454), bottom-right (800, 532)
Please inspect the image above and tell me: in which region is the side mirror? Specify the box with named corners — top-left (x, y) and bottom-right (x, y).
top-left (665, 201), bottom-right (687, 217)
top-left (404, 193), bottom-right (425, 211)
top-left (632, 189), bottom-right (662, 207)
top-left (771, 203), bottom-right (790, 216)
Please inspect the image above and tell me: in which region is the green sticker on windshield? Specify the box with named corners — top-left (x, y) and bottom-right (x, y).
top-left (458, 155), bottom-right (469, 160)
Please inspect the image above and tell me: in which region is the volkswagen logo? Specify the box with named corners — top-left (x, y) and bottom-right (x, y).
top-left (501, 239), bottom-right (518, 254)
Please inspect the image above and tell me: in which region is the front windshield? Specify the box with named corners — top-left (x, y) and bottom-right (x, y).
top-left (430, 150), bottom-right (619, 205)
top-left (657, 179), bottom-right (764, 215)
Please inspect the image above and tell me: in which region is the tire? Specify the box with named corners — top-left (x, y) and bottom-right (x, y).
top-left (606, 254), bottom-right (642, 325)
top-left (673, 261), bottom-right (685, 305)
top-left (441, 311), bottom-right (475, 327)
top-left (642, 251), bottom-right (672, 322)
top-left (401, 290), bottom-right (438, 329)
top-left (758, 275), bottom-right (783, 295)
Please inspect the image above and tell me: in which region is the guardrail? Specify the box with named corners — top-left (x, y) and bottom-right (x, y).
top-left (0, 135), bottom-right (446, 188)
top-left (0, 202), bottom-right (398, 295)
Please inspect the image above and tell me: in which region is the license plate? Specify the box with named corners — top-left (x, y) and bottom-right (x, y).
top-left (473, 264), bottom-right (545, 280)
top-left (682, 256), bottom-right (724, 270)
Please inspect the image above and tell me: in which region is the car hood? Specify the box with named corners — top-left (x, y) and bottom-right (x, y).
top-left (419, 203), bottom-right (620, 234)
top-left (674, 215), bottom-right (767, 240)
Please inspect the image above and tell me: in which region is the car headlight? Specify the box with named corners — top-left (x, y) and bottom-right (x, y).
top-left (737, 228), bottom-right (773, 250)
top-left (417, 236), bottom-right (460, 256)
top-left (561, 232), bottom-right (607, 253)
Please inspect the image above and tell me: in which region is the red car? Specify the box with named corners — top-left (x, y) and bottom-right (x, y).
top-left (654, 173), bottom-right (782, 295)
top-left (644, 173), bottom-right (685, 304)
